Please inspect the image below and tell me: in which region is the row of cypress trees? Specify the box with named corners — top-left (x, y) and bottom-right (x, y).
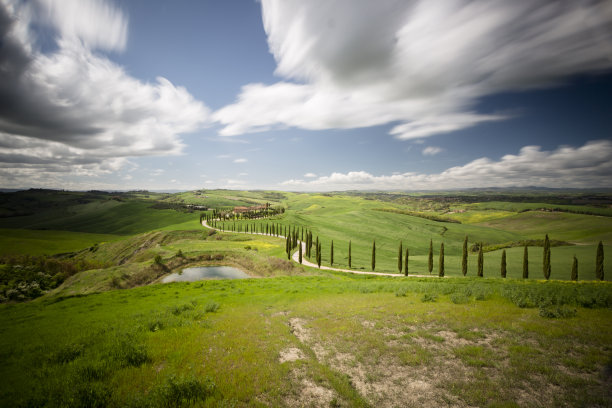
top-left (208, 217), bottom-right (605, 280)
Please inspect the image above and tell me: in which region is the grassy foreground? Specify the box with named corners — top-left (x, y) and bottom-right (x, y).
top-left (1, 274), bottom-right (611, 407)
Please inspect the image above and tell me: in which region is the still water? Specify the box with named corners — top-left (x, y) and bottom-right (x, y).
top-left (161, 266), bottom-right (249, 283)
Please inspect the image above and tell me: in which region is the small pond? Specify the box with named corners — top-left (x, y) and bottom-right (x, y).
top-left (161, 266), bottom-right (250, 283)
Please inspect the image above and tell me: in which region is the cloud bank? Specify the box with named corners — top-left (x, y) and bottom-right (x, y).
top-left (0, 0), bottom-right (209, 187)
top-left (281, 141), bottom-right (612, 191)
top-left (215, 0), bottom-right (612, 139)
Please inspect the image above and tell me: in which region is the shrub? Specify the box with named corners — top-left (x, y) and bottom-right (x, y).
top-left (205, 302), bottom-right (220, 313)
top-left (154, 255), bottom-right (163, 265)
top-left (154, 374), bottom-right (216, 408)
top-left (51, 343), bottom-right (84, 364)
top-left (450, 293), bottom-right (470, 304)
top-left (395, 287), bottom-right (408, 297)
top-left (112, 339), bottom-right (150, 367)
top-left (421, 293), bottom-right (437, 303)
top-left (539, 305), bottom-right (577, 319)
top-left (74, 382), bottom-right (112, 408)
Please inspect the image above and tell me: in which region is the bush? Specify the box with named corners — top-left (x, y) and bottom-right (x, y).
top-left (421, 293), bottom-right (437, 303)
top-left (539, 305), bottom-right (577, 319)
top-left (395, 287), bottom-right (408, 297)
top-left (155, 374), bottom-right (216, 407)
top-left (154, 255), bottom-right (163, 265)
top-left (450, 293), bottom-right (470, 304)
top-left (205, 302), bottom-right (220, 313)
top-left (50, 343), bottom-right (84, 364)
top-left (112, 338), bottom-right (150, 367)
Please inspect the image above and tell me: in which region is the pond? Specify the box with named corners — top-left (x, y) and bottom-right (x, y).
top-left (161, 266), bottom-right (250, 283)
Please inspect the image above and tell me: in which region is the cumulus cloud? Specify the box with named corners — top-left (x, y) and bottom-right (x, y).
top-left (422, 146), bottom-right (442, 156)
top-left (281, 140), bottom-right (612, 191)
top-left (0, 0), bottom-right (209, 187)
top-left (304, 172), bottom-right (317, 178)
top-left (233, 158), bottom-right (248, 163)
top-left (215, 0), bottom-right (612, 139)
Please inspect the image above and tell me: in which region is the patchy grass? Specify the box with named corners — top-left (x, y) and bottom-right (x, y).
top-left (2, 276), bottom-right (609, 407)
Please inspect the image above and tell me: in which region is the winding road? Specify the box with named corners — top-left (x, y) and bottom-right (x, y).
top-left (202, 220), bottom-right (434, 278)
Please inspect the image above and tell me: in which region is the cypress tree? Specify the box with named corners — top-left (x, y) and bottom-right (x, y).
top-left (308, 232), bottom-right (313, 258)
top-left (285, 234), bottom-right (290, 259)
top-left (571, 255), bottom-right (578, 281)
top-left (398, 241), bottom-right (403, 273)
top-left (317, 241), bottom-right (321, 268)
top-left (462, 236), bottom-right (468, 276)
top-left (428, 239), bottom-right (433, 274)
top-left (438, 243), bottom-right (445, 277)
top-left (348, 240), bottom-right (352, 268)
top-left (330, 240), bottom-right (334, 265)
top-left (404, 248), bottom-right (409, 276)
top-left (299, 240), bottom-right (303, 264)
top-left (371, 240), bottom-right (376, 271)
top-left (523, 245), bottom-right (529, 279)
top-left (501, 249), bottom-right (507, 278)
top-left (595, 241), bottom-right (604, 281)
top-left (543, 234), bottom-right (551, 280)
top-left (477, 243), bottom-right (484, 277)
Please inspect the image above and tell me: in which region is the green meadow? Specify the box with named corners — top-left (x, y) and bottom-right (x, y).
top-left (0, 188), bottom-right (610, 407)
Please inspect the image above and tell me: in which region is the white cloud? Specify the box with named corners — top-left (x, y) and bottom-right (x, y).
top-left (304, 173), bottom-right (317, 178)
top-left (36, 0), bottom-right (128, 52)
top-left (0, 0), bottom-right (209, 187)
top-left (281, 140), bottom-right (612, 190)
top-left (422, 146), bottom-right (442, 156)
top-left (233, 158), bottom-right (248, 163)
top-left (215, 0), bottom-right (612, 139)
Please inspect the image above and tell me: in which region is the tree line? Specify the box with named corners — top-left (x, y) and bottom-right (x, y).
top-left (204, 216), bottom-right (605, 280)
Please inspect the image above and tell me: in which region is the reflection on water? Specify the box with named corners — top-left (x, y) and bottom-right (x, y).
top-left (161, 266), bottom-right (249, 283)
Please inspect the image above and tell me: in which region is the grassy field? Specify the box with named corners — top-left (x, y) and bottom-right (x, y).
top-left (0, 228), bottom-right (120, 256)
top-left (0, 188), bottom-right (611, 407)
top-left (1, 275), bottom-right (610, 407)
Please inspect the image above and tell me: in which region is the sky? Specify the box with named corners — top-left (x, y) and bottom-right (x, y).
top-left (0, 0), bottom-right (611, 192)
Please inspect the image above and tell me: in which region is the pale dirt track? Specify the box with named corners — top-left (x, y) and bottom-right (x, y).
top-left (202, 220), bottom-right (435, 278)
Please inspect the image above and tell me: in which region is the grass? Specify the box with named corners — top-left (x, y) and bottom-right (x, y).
top-left (0, 228), bottom-right (120, 255)
top-left (0, 200), bottom-right (195, 235)
top-left (0, 275), bottom-right (609, 407)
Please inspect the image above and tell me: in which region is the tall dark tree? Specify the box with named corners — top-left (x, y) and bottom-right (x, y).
top-left (398, 241), bottom-right (403, 273)
top-left (501, 249), bottom-right (507, 278)
top-left (477, 243), bottom-right (484, 277)
top-left (317, 241), bottom-right (322, 268)
top-left (523, 245), bottom-right (529, 279)
top-left (404, 248), bottom-right (409, 276)
top-left (428, 239), bottom-right (433, 274)
top-left (595, 241), bottom-right (604, 281)
top-left (330, 240), bottom-right (334, 266)
top-left (299, 240), bottom-right (303, 264)
top-left (543, 234), bottom-right (551, 280)
top-left (285, 234), bottom-right (290, 259)
top-left (371, 240), bottom-right (376, 271)
top-left (571, 255), bottom-right (578, 281)
top-left (348, 240), bottom-right (352, 268)
top-left (461, 236), bottom-right (468, 276)
top-left (438, 243), bottom-right (445, 277)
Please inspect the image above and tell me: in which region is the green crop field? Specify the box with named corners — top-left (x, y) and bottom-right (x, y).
top-left (0, 188), bottom-right (610, 407)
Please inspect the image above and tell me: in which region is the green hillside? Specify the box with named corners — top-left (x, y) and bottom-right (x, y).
top-left (0, 188), bottom-right (611, 407)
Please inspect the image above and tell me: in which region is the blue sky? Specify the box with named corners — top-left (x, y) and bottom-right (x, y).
top-left (0, 0), bottom-right (611, 191)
